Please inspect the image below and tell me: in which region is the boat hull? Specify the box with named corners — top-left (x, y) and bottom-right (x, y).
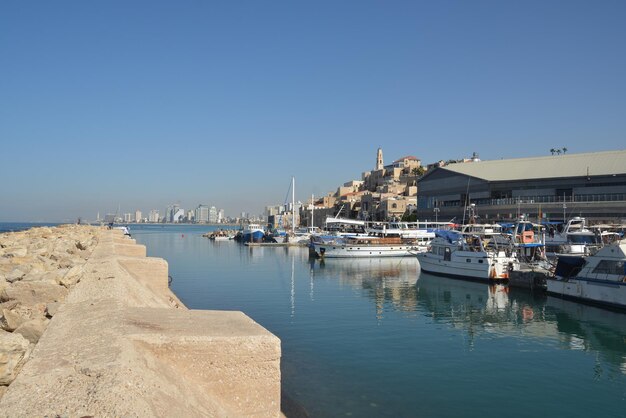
top-left (312, 242), bottom-right (424, 258)
top-left (546, 277), bottom-right (626, 311)
top-left (242, 230), bottom-right (265, 243)
top-left (416, 251), bottom-right (512, 281)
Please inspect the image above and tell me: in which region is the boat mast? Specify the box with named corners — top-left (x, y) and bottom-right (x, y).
top-left (292, 176), bottom-right (296, 233)
top-left (310, 194), bottom-right (314, 228)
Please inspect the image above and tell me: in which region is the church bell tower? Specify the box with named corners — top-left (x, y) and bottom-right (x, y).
top-left (375, 147), bottom-right (384, 171)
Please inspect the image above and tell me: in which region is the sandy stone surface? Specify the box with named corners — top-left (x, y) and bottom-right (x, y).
top-left (0, 225), bottom-right (99, 391)
top-left (0, 227), bottom-right (282, 417)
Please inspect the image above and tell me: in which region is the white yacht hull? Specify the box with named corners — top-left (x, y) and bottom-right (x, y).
top-left (312, 242), bottom-right (425, 258)
top-left (417, 251), bottom-right (514, 281)
top-left (547, 277), bottom-right (626, 310)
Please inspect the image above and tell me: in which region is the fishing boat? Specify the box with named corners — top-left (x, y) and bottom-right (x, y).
top-left (503, 218), bottom-right (552, 291)
top-left (241, 223), bottom-right (265, 243)
top-left (547, 240), bottom-right (626, 310)
top-left (416, 224), bottom-right (517, 281)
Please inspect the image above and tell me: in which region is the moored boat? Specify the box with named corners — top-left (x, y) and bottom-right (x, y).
top-left (545, 217), bottom-right (601, 258)
top-left (416, 224), bottom-right (517, 281)
top-left (547, 240), bottom-right (626, 311)
top-left (241, 223), bottom-right (265, 243)
top-left (310, 235), bottom-right (425, 258)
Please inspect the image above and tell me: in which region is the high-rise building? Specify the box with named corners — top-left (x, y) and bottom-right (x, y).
top-left (217, 209), bottom-right (224, 223)
top-left (148, 210), bottom-right (159, 223)
top-left (123, 213), bottom-right (132, 223)
top-left (186, 210), bottom-right (194, 222)
top-left (209, 206), bottom-right (218, 223)
top-left (195, 205), bottom-right (209, 223)
top-left (135, 210), bottom-right (142, 223)
top-left (172, 208), bottom-right (184, 223)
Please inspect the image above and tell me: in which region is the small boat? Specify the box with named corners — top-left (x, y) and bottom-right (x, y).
top-left (547, 240), bottom-right (626, 311)
top-left (204, 229), bottom-right (234, 240)
top-left (241, 223), bottom-right (265, 243)
top-left (416, 224), bottom-right (517, 281)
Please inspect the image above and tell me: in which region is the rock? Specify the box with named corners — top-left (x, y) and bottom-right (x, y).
top-left (0, 309), bottom-right (27, 332)
top-left (1, 282), bottom-right (68, 305)
top-left (0, 330), bottom-right (31, 385)
top-left (5, 268), bottom-right (26, 284)
top-left (20, 272), bottom-right (45, 282)
top-left (5, 248), bottom-right (27, 258)
top-left (57, 265), bottom-right (83, 288)
top-left (0, 385), bottom-right (7, 399)
top-left (45, 302), bottom-right (60, 318)
top-left (14, 318), bottom-right (49, 344)
top-left (75, 241), bottom-right (88, 251)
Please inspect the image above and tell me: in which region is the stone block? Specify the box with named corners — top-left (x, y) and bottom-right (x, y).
top-left (0, 330), bottom-right (31, 385)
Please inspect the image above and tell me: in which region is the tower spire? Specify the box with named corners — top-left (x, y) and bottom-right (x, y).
top-left (376, 147), bottom-right (384, 170)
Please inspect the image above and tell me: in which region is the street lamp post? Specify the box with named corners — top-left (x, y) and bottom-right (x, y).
top-left (434, 207), bottom-right (440, 223)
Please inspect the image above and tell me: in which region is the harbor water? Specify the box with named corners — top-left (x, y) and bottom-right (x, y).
top-left (133, 225), bottom-right (625, 417)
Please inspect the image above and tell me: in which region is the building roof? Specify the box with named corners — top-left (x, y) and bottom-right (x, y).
top-left (438, 150), bottom-right (626, 182)
top-left (393, 155), bottom-right (420, 163)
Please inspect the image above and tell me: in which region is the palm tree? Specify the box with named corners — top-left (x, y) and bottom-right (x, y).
top-left (550, 148), bottom-right (556, 155)
top-left (562, 147), bottom-right (568, 154)
top-left (556, 149), bottom-right (562, 155)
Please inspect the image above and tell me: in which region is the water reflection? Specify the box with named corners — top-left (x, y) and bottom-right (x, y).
top-left (545, 296), bottom-right (626, 376)
top-left (415, 272), bottom-right (626, 374)
top-left (311, 258), bottom-right (420, 319)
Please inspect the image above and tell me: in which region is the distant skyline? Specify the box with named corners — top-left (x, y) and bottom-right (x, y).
top-left (2, 1), bottom-right (625, 222)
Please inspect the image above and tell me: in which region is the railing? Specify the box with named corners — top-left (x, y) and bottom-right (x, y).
top-left (437, 193), bottom-right (626, 208)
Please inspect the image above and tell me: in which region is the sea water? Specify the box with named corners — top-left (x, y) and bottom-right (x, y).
top-left (125, 225), bottom-right (626, 417)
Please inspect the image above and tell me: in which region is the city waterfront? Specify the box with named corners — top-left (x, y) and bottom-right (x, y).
top-left (132, 224), bottom-right (626, 417)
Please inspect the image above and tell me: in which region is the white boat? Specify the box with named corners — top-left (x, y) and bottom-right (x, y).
top-left (366, 221), bottom-right (452, 240)
top-left (310, 235), bottom-right (426, 258)
top-left (547, 240), bottom-right (626, 311)
top-left (545, 217), bottom-right (601, 257)
top-left (416, 224), bottom-right (517, 281)
top-left (323, 217), bottom-right (367, 238)
top-left (205, 229), bottom-right (235, 241)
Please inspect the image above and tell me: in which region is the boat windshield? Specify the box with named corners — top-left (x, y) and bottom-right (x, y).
top-left (568, 234), bottom-right (600, 244)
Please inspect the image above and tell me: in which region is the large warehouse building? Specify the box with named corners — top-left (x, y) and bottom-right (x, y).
top-left (416, 150), bottom-right (626, 223)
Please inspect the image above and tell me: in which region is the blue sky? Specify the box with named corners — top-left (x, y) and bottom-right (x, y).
top-left (1, 1), bottom-right (625, 221)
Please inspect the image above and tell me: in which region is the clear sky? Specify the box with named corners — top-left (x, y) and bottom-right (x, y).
top-left (1, 1), bottom-right (625, 222)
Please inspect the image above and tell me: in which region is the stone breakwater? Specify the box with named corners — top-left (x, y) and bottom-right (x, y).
top-left (0, 226), bottom-right (282, 417)
top-left (0, 225), bottom-right (99, 395)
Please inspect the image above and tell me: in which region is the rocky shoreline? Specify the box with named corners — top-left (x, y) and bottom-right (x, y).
top-left (0, 225), bottom-right (100, 397)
